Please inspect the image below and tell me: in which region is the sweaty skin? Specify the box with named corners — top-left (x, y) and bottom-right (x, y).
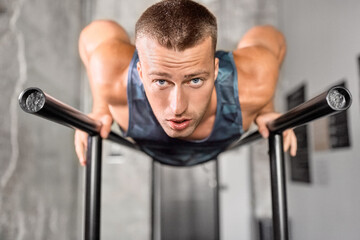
top-left (74, 20), bottom-right (297, 166)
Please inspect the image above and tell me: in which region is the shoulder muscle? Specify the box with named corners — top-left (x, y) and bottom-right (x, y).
top-left (237, 25), bottom-right (286, 65)
top-left (233, 46), bottom-right (279, 111)
top-left (89, 40), bottom-right (135, 105)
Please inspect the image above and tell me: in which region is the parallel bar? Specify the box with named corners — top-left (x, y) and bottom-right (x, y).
top-left (19, 86), bottom-right (351, 151)
top-left (151, 161), bottom-right (155, 240)
top-left (152, 161), bottom-right (163, 240)
top-left (228, 131), bottom-right (262, 150)
top-left (269, 134), bottom-right (288, 240)
top-left (84, 136), bottom-right (102, 240)
top-left (267, 86), bottom-right (351, 133)
top-left (215, 159), bottom-right (220, 240)
top-left (18, 85), bottom-right (353, 240)
top-left (228, 86), bottom-right (351, 240)
top-left (229, 85), bottom-right (352, 149)
top-left (18, 87), bottom-right (138, 149)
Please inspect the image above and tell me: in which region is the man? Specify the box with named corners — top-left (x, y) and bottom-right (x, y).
top-left (75, 0), bottom-right (297, 166)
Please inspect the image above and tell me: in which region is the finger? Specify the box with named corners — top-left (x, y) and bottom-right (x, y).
top-left (283, 130), bottom-right (291, 152)
top-left (259, 127), bottom-right (269, 138)
top-left (283, 130), bottom-right (289, 150)
top-left (74, 137), bottom-right (85, 165)
top-left (100, 115), bottom-right (112, 138)
top-left (290, 132), bottom-right (297, 156)
top-left (256, 122), bottom-right (269, 138)
top-left (283, 130), bottom-right (289, 138)
top-left (75, 131), bottom-right (88, 166)
top-left (255, 116), bottom-right (271, 139)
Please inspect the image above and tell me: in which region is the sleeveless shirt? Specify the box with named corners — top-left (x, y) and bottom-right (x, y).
top-left (123, 50), bottom-right (243, 166)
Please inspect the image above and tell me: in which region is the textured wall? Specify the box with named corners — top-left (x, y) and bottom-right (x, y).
top-left (0, 0), bottom-right (280, 239)
top-left (0, 0), bottom-right (83, 239)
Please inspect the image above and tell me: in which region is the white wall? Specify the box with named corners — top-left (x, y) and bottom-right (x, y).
top-left (277, 1), bottom-right (360, 239)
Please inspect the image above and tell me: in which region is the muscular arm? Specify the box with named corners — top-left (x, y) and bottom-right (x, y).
top-left (79, 20), bottom-right (135, 112)
top-left (239, 26), bottom-right (285, 114)
top-left (234, 26), bottom-right (296, 156)
top-left (234, 25), bottom-right (286, 120)
top-left (75, 20), bottom-right (134, 165)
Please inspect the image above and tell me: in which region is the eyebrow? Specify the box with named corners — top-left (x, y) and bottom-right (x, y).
top-left (148, 71), bottom-right (172, 78)
top-left (184, 71), bottom-right (210, 79)
top-left (148, 71), bottom-right (210, 79)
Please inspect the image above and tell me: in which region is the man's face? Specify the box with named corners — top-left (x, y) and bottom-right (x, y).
top-left (136, 37), bottom-right (219, 139)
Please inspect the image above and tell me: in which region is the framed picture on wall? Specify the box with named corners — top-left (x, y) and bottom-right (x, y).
top-left (286, 84), bottom-right (311, 183)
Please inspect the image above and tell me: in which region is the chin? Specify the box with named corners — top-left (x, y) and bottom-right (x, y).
top-left (164, 127), bottom-right (194, 139)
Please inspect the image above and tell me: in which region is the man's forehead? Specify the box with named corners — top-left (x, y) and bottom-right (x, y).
top-left (148, 70), bottom-right (211, 78)
top-left (137, 41), bottom-right (214, 72)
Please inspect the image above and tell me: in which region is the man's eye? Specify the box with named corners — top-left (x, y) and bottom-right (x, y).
top-left (189, 78), bottom-right (203, 86)
top-left (156, 80), bottom-right (167, 86)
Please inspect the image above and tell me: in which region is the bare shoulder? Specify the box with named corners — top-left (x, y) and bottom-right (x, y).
top-left (232, 46), bottom-right (279, 112)
top-left (80, 20), bottom-right (136, 105)
top-left (89, 40), bottom-right (135, 98)
top-left (79, 20), bottom-right (133, 62)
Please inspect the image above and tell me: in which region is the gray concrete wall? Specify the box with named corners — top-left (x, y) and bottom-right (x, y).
top-left (0, 0), bottom-right (83, 239)
top-left (0, 0), bottom-right (282, 239)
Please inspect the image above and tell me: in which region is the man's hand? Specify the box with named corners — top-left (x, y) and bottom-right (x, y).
top-left (255, 112), bottom-right (297, 156)
top-left (74, 113), bottom-right (113, 166)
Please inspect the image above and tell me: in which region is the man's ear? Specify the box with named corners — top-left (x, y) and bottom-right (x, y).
top-left (137, 61), bottom-right (143, 79)
top-left (214, 57), bottom-right (219, 80)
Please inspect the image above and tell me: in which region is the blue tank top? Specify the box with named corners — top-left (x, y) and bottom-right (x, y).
top-left (124, 50), bottom-right (243, 166)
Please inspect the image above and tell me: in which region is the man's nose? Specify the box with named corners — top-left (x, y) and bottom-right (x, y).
top-left (170, 87), bottom-right (187, 116)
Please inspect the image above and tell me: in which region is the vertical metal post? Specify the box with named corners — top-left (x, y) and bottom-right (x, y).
top-left (151, 161), bottom-right (155, 240)
top-left (84, 135), bottom-right (102, 240)
top-left (268, 133), bottom-right (289, 240)
top-left (152, 161), bottom-right (162, 240)
top-left (215, 159), bottom-right (220, 240)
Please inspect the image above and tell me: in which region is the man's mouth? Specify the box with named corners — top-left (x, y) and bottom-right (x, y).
top-left (167, 118), bottom-right (191, 131)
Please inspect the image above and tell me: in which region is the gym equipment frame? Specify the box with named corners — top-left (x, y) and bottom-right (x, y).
top-left (19, 85), bottom-right (352, 240)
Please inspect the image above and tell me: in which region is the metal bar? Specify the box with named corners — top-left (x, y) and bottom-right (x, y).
top-left (152, 161), bottom-right (163, 240)
top-left (227, 131), bottom-right (263, 150)
top-left (18, 87), bottom-right (138, 150)
top-left (151, 160), bottom-right (157, 240)
top-left (269, 133), bottom-right (289, 240)
top-left (215, 159), bottom-right (220, 240)
top-left (267, 86), bottom-right (351, 133)
top-left (228, 86), bottom-right (351, 240)
top-left (84, 136), bottom-right (102, 240)
top-left (18, 86), bottom-right (351, 151)
top-left (151, 161), bottom-right (154, 240)
top-left (18, 85), bottom-right (353, 240)
top-left (228, 85), bottom-right (352, 150)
